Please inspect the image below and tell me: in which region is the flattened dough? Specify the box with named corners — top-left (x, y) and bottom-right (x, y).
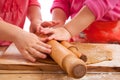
top-left (72, 42), bottom-right (112, 64)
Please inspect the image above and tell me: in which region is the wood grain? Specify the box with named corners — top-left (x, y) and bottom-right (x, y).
top-left (0, 70), bottom-right (120, 80)
top-left (0, 43), bottom-right (120, 72)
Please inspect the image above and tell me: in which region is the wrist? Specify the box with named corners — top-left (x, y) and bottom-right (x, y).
top-left (11, 27), bottom-right (25, 42)
top-left (0, 21), bottom-right (22, 42)
top-left (30, 19), bottom-right (43, 33)
top-left (31, 19), bottom-right (42, 24)
top-left (63, 27), bottom-right (72, 39)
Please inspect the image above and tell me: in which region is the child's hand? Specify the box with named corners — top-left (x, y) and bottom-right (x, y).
top-left (41, 27), bottom-right (72, 41)
top-left (13, 31), bottom-right (51, 62)
top-left (41, 21), bottom-right (59, 28)
top-left (30, 21), bottom-right (59, 34)
top-left (29, 20), bottom-right (42, 33)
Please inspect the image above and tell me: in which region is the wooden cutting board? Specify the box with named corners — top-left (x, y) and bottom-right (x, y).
top-left (0, 43), bottom-right (120, 72)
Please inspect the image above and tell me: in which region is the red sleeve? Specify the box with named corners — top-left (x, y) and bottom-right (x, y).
top-left (29, 0), bottom-right (40, 7)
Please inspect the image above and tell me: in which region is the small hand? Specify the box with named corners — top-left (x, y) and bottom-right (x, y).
top-left (29, 19), bottom-right (44, 33)
top-left (30, 21), bottom-right (59, 34)
top-left (41, 21), bottom-right (59, 28)
top-left (14, 31), bottom-right (51, 62)
top-left (41, 27), bottom-right (71, 41)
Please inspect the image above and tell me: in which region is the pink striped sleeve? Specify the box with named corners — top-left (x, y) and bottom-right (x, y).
top-left (51, 0), bottom-right (70, 19)
top-left (84, 0), bottom-right (119, 20)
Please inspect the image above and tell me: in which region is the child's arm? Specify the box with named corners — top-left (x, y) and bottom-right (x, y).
top-left (40, 8), bottom-right (67, 28)
top-left (0, 20), bottom-right (22, 42)
top-left (64, 5), bottom-right (95, 36)
top-left (41, 6), bottom-right (95, 41)
top-left (27, 6), bottom-right (42, 33)
top-left (0, 20), bottom-right (51, 62)
top-left (51, 8), bottom-right (67, 27)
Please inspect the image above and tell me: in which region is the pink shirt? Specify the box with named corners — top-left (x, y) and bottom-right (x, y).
top-left (51, 0), bottom-right (120, 21)
top-left (0, 0), bottom-right (40, 46)
top-left (0, 0), bottom-right (40, 28)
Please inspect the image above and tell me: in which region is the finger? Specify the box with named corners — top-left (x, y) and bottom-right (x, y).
top-left (48, 34), bottom-right (64, 41)
top-left (41, 21), bottom-right (53, 27)
top-left (38, 41), bottom-right (51, 48)
top-left (41, 27), bottom-right (54, 34)
top-left (51, 21), bottom-right (59, 26)
top-left (22, 50), bottom-right (36, 62)
top-left (41, 21), bottom-right (59, 27)
top-left (40, 27), bottom-right (49, 32)
top-left (36, 26), bottom-right (40, 33)
top-left (35, 42), bottom-right (51, 54)
top-left (33, 45), bottom-right (51, 54)
top-left (27, 47), bottom-right (47, 59)
top-left (48, 34), bottom-right (56, 40)
top-left (39, 37), bottom-right (48, 42)
top-left (41, 21), bottom-right (49, 27)
top-left (44, 21), bottom-right (59, 27)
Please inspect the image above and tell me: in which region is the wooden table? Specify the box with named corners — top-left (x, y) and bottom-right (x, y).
top-left (0, 43), bottom-right (120, 80)
top-left (0, 70), bottom-right (120, 80)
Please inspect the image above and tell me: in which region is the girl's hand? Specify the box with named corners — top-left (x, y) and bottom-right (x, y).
top-left (41, 27), bottom-right (72, 41)
top-left (41, 21), bottom-right (59, 28)
top-left (13, 31), bottom-right (51, 62)
top-left (29, 20), bottom-right (42, 33)
top-left (30, 20), bottom-right (59, 35)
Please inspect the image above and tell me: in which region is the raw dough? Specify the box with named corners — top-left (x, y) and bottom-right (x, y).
top-left (72, 42), bottom-right (112, 64)
top-left (37, 42), bottom-right (112, 65)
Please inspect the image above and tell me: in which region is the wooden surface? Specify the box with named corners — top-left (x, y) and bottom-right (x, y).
top-left (0, 43), bottom-right (61, 71)
top-left (0, 46), bottom-right (7, 55)
top-left (0, 43), bottom-right (120, 71)
top-left (0, 43), bottom-right (120, 80)
top-left (0, 70), bottom-right (120, 80)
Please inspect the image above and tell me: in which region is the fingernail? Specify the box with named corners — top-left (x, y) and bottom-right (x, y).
top-left (31, 59), bottom-right (36, 62)
top-left (42, 55), bottom-right (47, 59)
top-left (48, 45), bottom-right (51, 48)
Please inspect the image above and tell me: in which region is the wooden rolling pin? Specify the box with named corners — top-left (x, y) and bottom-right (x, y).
top-left (61, 41), bottom-right (87, 62)
top-left (35, 33), bottom-right (87, 62)
top-left (47, 40), bottom-right (86, 78)
top-left (36, 33), bottom-right (87, 78)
